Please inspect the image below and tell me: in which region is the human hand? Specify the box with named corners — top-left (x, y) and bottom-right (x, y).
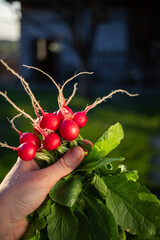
top-left (0, 146), bottom-right (85, 240)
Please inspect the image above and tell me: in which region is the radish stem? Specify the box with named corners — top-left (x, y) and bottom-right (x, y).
top-left (0, 142), bottom-right (18, 151)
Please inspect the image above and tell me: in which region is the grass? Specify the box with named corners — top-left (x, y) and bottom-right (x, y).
top-left (0, 88), bottom-right (160, 193)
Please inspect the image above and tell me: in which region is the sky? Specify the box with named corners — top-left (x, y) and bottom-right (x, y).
top-left (0, 0), bottom-right (21, 41)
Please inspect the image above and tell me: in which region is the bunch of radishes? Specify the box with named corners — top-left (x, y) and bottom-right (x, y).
top-left (20, 105), bottom-right (88, 160)
top-left (0, 60), bottom-right (138, 162)
top-left (0, 106), bottom-right (87, 161)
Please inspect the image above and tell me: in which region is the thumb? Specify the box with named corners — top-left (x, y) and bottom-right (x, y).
top-left (37, 146), bottom-right (84, 190)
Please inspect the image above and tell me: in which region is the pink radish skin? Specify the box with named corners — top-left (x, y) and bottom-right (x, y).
top-left (43, 133), bottom-right (61, 150)
top-left (40, 113), bottom-right (60, 132)
top-left (57, 106), bottom-right (73, 121)
top-left (18, 142), bottom-right (37, 161)
top-left (73, 112), bottom-right (87, 128)
top-left (59, 120), bottom-right (79, 141)
top-left (20, 132), bottom-right (41, 149)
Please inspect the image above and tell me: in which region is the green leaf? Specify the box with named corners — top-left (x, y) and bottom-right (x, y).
top-left (28, 231), bottom-right (41, 240)
top-left (35, 149), bottom-right (54, 167)
top-left (49, 175), bottom-right (84, 207)
top-left (122, 170), bottom-right (139, 182)
top-left (36, 197), bottom-right (52, 218)
top-left (23, 217), bottom-right (46, 239)
top-left (78, 157), bottom-right (124, 172)
top-left (84, 122), bottom-right (124, 163)
top-left (47, 203), bottom-right (78, 240)
top-left (83, 195), bottom-right (118, 240)
top-left (91, 174), bottom-right (108, 199)
top-left (33, 217), bottom-right (46, 230)
top-left (75, 211), bottom-right (92, 240)
top-left (102, 174), bottom-right (160, 239)
top-left (83, 183), bottom-right (102, 200)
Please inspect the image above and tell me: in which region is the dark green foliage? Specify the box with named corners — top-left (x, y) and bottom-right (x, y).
top-left (47, 203), bottom-right (78, 240)
top-left (49, 175), bottom-right (84, 207)
top-left (20, 123), bottom-right (160, 240)
top-left (74, 211), bottom-right (92, 240)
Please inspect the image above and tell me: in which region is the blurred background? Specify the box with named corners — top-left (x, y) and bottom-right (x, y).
top-left (0, 0), bottom-right (160, 198)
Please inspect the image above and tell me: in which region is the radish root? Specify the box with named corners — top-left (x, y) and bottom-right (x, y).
top-left (57, 72), bottom-right (93, 119)
top-left (23, 64), bottom-right (61, 92)
top-left (61, 71), bottom-right (93, 94)
top-left (0, 60), bottom-right (139, 127)
top-left (22, 62), bottom-right (93, 118)
top-left (0, 91), bottom-right (47, 137)
top-left (59, 71), bottom-right (93, 108)
top-left (8, 113), bottom-right (22, 135)
top-left (84, 89), bottom-right (139, 114)
top-left (66, 83), bottom-right (78, 106)
top-left (23, 64), bottom-right (93, 108)
top-left (0, 60), bottom-right (44, 117)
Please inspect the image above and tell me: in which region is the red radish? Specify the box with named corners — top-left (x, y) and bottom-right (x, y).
top-left (59, 119), bottom-right (79, 141)
top-left (43, 133), bottom-right (61, 150)
top-left (18, 142), bottom-right (37, 161)
top-left (9, 113), bottom-right (45, 144)
top-left (9, 117), bottom-right (41, 149)
top-left (73, 112), bottom-right (87, 128)
top-left (57, 106), bottom-right (73, 121)
top-left (0, 141), bottom-right (37, 161)
top-left (40, 113), bottom-right (60, 132)
top-left (20, 132), bottom-right (41, 149)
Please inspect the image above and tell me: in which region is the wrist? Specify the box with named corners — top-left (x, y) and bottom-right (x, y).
top-left (0, 192), bottom-right (14, 240)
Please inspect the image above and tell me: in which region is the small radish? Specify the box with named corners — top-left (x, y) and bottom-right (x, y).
top-left (40, 113), bottom-right (60, 132)
top-left (73, 112), bottom-right (87, 128)
top-left (57, 106), bottom-right (73, 121)
top-left (20, 132), bottom-right (41, 150)
top-left (18, 142), bottom-right (37, 161)
top-left (43, 133), bottom-right (61, 150)
top-left (59, 119), bottom-right (79, 141)
top-left (0, 141), bottom-right (37, 161)
top-left (9, 114), bottom-right (42, 148)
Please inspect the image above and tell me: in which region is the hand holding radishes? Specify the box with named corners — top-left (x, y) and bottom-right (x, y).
top-left (2, 61), bottom-right (159, 240)
top-left (0, 146), bottom-right (85, 240)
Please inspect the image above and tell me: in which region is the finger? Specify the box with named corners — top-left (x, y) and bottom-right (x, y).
top-left (36, 146), bottom-right (84, 190)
